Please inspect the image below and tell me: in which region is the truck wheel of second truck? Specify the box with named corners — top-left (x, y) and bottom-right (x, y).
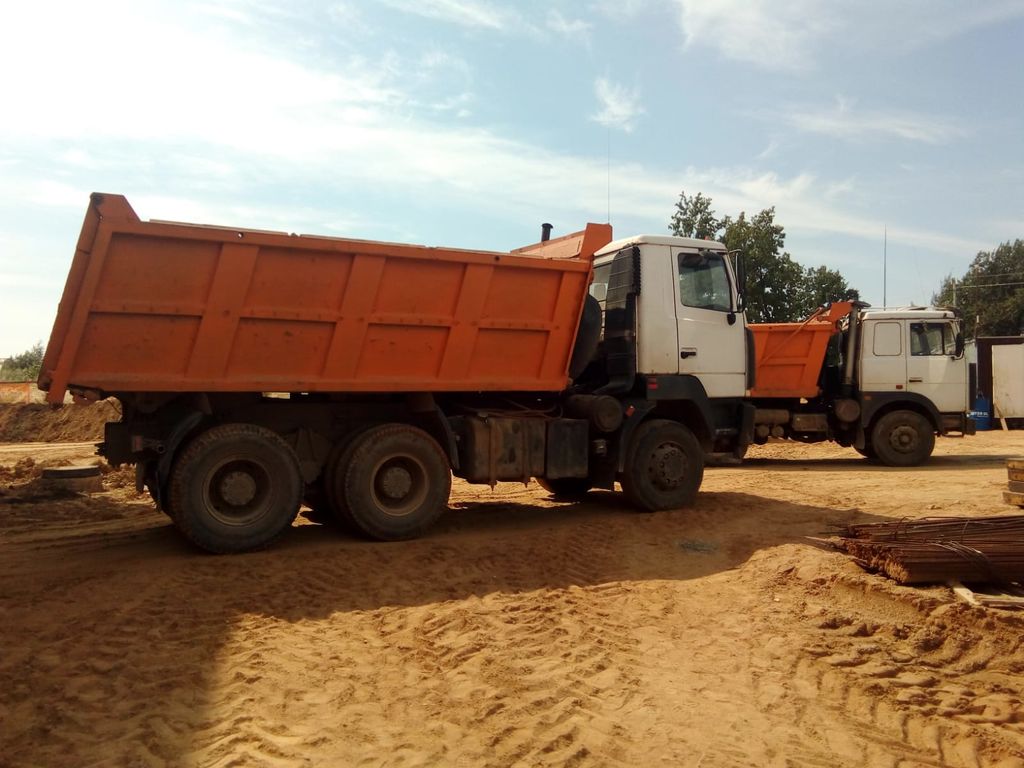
top-left (621, 419), bottom-right (704, 511)
top-left (168, 423), bottom-right (303, 553)
top-left (871, 410), bottom-right (935, 467)
top-left (342, 424), bottom-right (452, 541)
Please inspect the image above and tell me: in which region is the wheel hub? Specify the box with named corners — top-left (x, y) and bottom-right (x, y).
top-left (379, 466), bottom-right (413, 500)
top-left (890, 426), bottom-right (919, 452)
top-left (219, 470), bottom-right (258, 506)
top-left (649, 444), bottom-right (685, 490)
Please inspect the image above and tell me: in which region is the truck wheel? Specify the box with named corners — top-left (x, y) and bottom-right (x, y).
top-left (168, 423), bottom-right (303, 553)
top-left (871, 410), bottom-right (935, 467)
top-left (621, 419), bottom-right (703, 511)
top-left (324, 425), bottom-right (378, 531)
top-left (536, 477), bottom-right (593, 500)
top-left (341, 424), bottom-right (451, 541)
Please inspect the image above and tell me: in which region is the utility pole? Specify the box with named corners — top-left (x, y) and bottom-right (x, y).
top-left (883, 226), bottom-right (887, 308)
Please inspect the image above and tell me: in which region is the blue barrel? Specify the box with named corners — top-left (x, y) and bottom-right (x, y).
top-left (971, 395), bottom-right (992, 430)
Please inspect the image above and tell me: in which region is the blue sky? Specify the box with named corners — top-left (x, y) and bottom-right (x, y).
top-left (2, 0), bottom-right (1023, 356)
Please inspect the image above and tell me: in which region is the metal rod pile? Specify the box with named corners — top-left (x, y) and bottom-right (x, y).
top-left (832, 515), bottom-right (1024, 585)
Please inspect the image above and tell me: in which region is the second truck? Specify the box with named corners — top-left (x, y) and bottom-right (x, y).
top-left (39, 194), bottom-right (972, 552)
top-left (744, 301), bottom-right (974, 465)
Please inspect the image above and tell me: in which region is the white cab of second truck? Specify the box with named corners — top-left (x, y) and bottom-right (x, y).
top-left (858, 307), bottom-right (969, 415)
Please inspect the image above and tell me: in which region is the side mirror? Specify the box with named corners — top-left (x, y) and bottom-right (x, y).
top-left (731, 251), bottom-right (746, 312)
top-left (953, 332), bottom-right (965, 359)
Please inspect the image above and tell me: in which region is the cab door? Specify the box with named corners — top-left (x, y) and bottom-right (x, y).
top-left (673, 248), bottom-right (746, 397)
top-left (859, 320), bottom-right (907, 392)
top-left (907, 320), bottom-right (968, 412)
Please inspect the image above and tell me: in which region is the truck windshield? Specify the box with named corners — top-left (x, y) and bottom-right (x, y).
top-left (678, 251), bottom-right (731, 312)
top-left (910, 321), bottom-right (956, 356)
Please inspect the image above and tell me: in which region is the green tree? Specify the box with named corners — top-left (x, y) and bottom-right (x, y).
top-left (669, 190), bottom-right (859, 322)
top-left (797, 265), bottom-right (861, 320)
top-left (0, 342), bottom-right (45, 382)
top-left (669, 191), bottom-right (720, 240)
top-left (933, 239), bottom-right (1024, 338)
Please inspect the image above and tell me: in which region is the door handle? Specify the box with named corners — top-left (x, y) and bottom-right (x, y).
top-left (909, 377), bottom-right (923, 382)
top-left (681, 348), bottom-right (698, 359)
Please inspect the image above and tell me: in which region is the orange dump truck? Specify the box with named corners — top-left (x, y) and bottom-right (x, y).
top-left (41, 194), bottom-right (748, 552)
top-left (745, 301), bottom-right (974, 465)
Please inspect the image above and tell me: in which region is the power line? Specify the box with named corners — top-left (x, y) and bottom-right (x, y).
top-left (963, 272), bottom-right (1024, 278)
top-left (955, 281), bottom-right (1024, 289)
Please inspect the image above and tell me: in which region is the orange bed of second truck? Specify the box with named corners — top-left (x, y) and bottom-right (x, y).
top-left (40, 193), bottom-right (612, 404)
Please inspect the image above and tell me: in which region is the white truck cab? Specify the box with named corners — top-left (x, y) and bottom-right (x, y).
top-left (858, 307), bottom-right (969, 418)
top-left (590, 236), bottom-right (747, 399)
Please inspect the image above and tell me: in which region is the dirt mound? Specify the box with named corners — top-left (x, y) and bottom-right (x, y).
top-left (0, 401), bottom-right (118, 443)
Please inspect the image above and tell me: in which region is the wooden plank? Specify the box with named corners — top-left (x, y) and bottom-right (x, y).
top-left (950, 581), bottom-right (1024, 609)
top-left (949, 581), bottom-right (979, 606)
top-left (1003, 490), bottom-right (1024, 507)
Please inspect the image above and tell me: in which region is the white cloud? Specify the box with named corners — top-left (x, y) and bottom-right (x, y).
top-left (673, 0), bottom-right (830, 72)
top-left (591, 0), bottom-right (649, 20)
top-left (377, 0), bottom-right (515, 30)
top-left (780, 97), bottom-right (966, 145)
top-left (546, 9), bottom-right (591, 37)
top-left (671, 0), bottom-right (1024, 71)
top-left (591, 78), bottom-right (645, 133)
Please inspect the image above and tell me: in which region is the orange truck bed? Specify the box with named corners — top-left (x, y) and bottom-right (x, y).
top-left (39, 194), bottom-right (612, 404)
top-left (748, 302), bottom-right (852, 399)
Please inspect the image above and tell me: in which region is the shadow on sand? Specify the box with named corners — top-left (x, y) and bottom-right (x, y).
top-left (1, 486), bottom-right (895, 764)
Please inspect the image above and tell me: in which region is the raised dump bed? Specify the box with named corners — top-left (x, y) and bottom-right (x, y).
top-left (749, 302), bottom-right (852, 399)
top-left (40, 194), bottom-right (612, 403)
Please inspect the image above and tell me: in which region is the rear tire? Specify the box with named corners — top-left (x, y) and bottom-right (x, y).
top-left (536, 476), bottom-right (593, 500)
top-left (168, 423), bottom-right (303, 553)
top-left (621, 419), bottom-right (703, 511)
top-left (341, 424), bottom-right (451, 541)
top-left (325, 426), bottom-right (378, 531)
top-left (871, 410), bottom-right (935, 467)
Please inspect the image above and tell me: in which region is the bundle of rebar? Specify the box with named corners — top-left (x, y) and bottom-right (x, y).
top-left (831, 515), bottom-right (1024, 585)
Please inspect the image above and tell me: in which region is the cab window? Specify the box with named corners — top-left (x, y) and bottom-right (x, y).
top-left (873, 322), bottom-right (902, 356)
top-left (910, 322), bottom-right (955, 356)
top-left (678, 251), bottom-right (731, 312)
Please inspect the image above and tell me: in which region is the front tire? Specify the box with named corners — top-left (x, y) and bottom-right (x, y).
top-left (621, 419), bottom-right (704, 511)
top-left (341, 424), bottom-right (451, 541)
top-left (871, 410), bottom-right (935, 467)
top-left (168, 423), bottom-right (303, 553)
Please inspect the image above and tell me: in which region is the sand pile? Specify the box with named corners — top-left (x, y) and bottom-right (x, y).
top-left (0, 401), bottom-right (117, 442)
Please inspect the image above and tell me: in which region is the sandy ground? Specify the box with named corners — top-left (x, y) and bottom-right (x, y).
top-left (2, 427), bottom-right (1024, 767)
